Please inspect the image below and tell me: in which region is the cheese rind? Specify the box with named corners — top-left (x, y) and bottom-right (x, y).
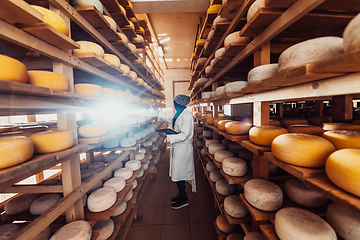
top-left (280, 118), bottom-right (309, 128)
top-left (343, 13), bottom-right (360, 54)
top-left (31, 5), bottom-right (69, 35)
top-left (114, 167), bottom-right (133, 180)
top-left (224, 32), bottom-right (251, 48)
top-left (244, 232), bottom-right (266, 240)
top-left (0, 136), bottom-right (34, 169)
top-left (0, 54), bottom-right (28, 83)
top-left (214, 150), bottom-right (234, 163)
top-left (215, 86), bottom-right (226, 97)
top-left (206, 162), bottom-right (217, 172)
top-left (209, 170), bottom-right (224, 182)
top-left (78, 124), bottom-right (107, 138)
top-left (323, 130), bottom-right (360, 149)
top-left (50, 220), bottom-right (91, 240)
top-left (249, 125), bottom-right (288, 146)
top-left (216, 214), bottom-right (236, 233)
top-left (30, 130), bottom-right (75, 154)
top-left (125, 160), bottom-right (141, 171)
top-left (247, 64), bottom-right (278, 85)
top-left (92, 219), bottom-right (114, 240)
top-left (287, 124), bottom-right (324, 136)
top-left (224, 195), bottom-right (248, 218)
top-left (205, 139), bottom-right (219, 147)
top-left (104, 54), bottom-right (121, 67)
top-left (216, 179), bottom-right (236, 196)
top-left (225, 81), bottom-right (249, 94)
top-left (103, 177), bottom-right (126, 192)
top-left (323, 122), bottom-right (360, 131)
top-left (75, 84), bottom-right (102, 97)
top-left (30, 194), bottom-right (62, 215)
top-left (87, 187), bottom-right (117, 212)
top-left (225, 121), bottom-right (252, 135)
top-left (208, 144), bottom-right (225, 155)
top-left (28, 71), bottom-right (70, 91)
top-left (112, 200), bottom-right (127, 216)
top-left (73, 41), bottom-right (105, 57)
top-left (247, 0), bottom-right (265, 22)
top-left (222, 157), bottom-right (247, 177)
top-left (4, 193), bottom-right (40, 215)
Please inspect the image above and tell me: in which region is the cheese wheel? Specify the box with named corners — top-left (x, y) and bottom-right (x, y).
top-left (244, 179), bottom-right (283, 211)
top-left (103, 177), bottom-right (125, 192)
top-left (244, 232), bottom-right (266, 240)
top-left (4, 193), bottom-right (40, 215)
top-left (201, 148), bottom-right (208, 156)
top-left (275, 207), bottom-right (336, 240)
top-left (214, 150), bottom-right (234, 163)
top-left (80, 162), bottom-right (89, 170)
top-left (218, 120), bottom-right (232, 131)
top-left (207, 4), bottom-right (221, 13)
top-left (203, 130), bottom-right (213, 138)
top-left (222, 157), bottom-right (247, 177)
top-left (70, 0), bottom-right (103, 14)
top-left (225, 121), bottom-right (252, 135)
top-left (307, 116), bottom-right (331, 126)
top-left (50, 220), bottom-right (91, 240)
top-left (215, 86), bottom-right (226, 97)
top-left (205, 139), bottom-right (219, 147)
top-left (208, 144), bottom-right (225, 155)
top-left (343, 13), bottom-right (360, 54)
top-left (215, 47), bottom-right (225, 59)
top-left (30, 130), bottom-right (75, 154)
top-left (278, 37), bottom-right (344, 73)
top-left (89, 161), bottom-right (105, 170)
top-left (135, 153), bottom-right (145, 161)
top-left (78, 124), bottom-right (107, 138)
top-left (224, 195), bottom-right (248, 218)
top-left (284, 178), bottom-right (327, 207)
top-left (31, 6), bottom-right (69, 36)
top-left (33, 226), bottom-right (51, 240)
top-left (216, 179), bottom-right (236, 196)
top-left (112, 200), bottom-right (127, 216)
top-left (131, 179), bottom-right (137, 189)
top-left (224, 32), bottom-right (252, 48)
top-left (92, 168), bottom-right (112, 181)
top-left (143, 140), bottom-right (152, 147)
top-left (28, 71), bottom-right (70, 91)
top-left (196, 39), bottom-right (206, 46)
top-left (247, 64), bottom-right (279, 85)
top-left (197, 78), bottom-right (208, 84)
top-left (103, 15), bottom-right (116, 31)
top-left (136, 78), bottom-right (144, 85)
top-left (280, 118), bottom-right (309, 128)
top-left (92, 219), bottom-right (114, 240)
top-left (206, 162), bottom-right (217, 172)
top-left (323, 122), bottom-right (360, 131)
top-left (206, 118), bottom-right (216, 125)
top-left (120, 137), bottom-right (136, 147)
top-left (322, 130), bottom-right (360, 150)
top-left (326, 149), bottom-right (360, 197)
top-left (0, 224), bottom-right (19, 240)
top-left (205, 66), bottom-right (212, 75)
top-left (125, 189), bottom-right (133, 201)
top-left (137, 168), bottom-right (145, 177)
top-left (216, 214), bottom-right (236, 233)
top-left (227, 233), bottom-right (244, 240)
top-left (104, 152), bottom-right (118, 162)
top-left (197, 58), bottom-right (207, 65)
top-left (247, 0), bottom-right (265, 21)
top-left (129, 71), bottom-right (137, 80)
top-left (225, 81), bottom-right (249, 93)
top-left (0, 54), bottom-right (28, 83)
top-left (120, 64), bottom-right (130, 75)
top-left (87, 187), bottom-right (116, 212)
top-left (202, 91), bottom-right (212, 99)
top-left (213, 16), bottom-right (230, 27)
top-left (103, 138), bottom-right (120, 149)
top-left (104, 54), bottom-right (121, 67)
top-left (128, 43), bottom-right (137, 52)
top-left (269, 119), bottom-right (281, 127)
top-left (125, 160), bottom-right (141, 171)
top-left (0, 136), bottom-right (34, 169)
top-left (133, 34), bottom-right (144, 42)
top-left (286, 124), bottom-right (324, 136)
top-left (73, 41), bottom-right (105, 57)
top-left (202, 113), bottom-right (213, 120)
top-left (327, 202), bottom-right (360, 240)
top-left (114, 167), bottom-right (133, 180)
top-left (249, 125), bottom-right (288, 146)
top-left (81, 169), bottom-right (93, 180)
top-left (209, 170), bottom-right (224, 182)
top-left (75, 84), bottom-right (102, 97)
top-left (102, 88), bottom-right (115, 98)
top-left (30, 194), bottom-right (62, 215)
top-left (272, 133), bottom-right (335, 167)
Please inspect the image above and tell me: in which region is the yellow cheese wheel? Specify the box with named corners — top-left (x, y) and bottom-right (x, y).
top-left (73, 41), bottom-right (105, 57)
top-left (29, 130), bottom-right (75, 154)
top-left (31, 6), bottom-right (69, 36)
top-left (133, 34), bottom-right (144, 42)
top-left (103, 15), bottom-right (116, 31)
top-left (0, 55), bottom-right (28, 83)
top-left (118, 4), bottom-right (126, 15)
top-left (102, 88), bottom-right (115, 98)
top-left (125, 21), bottom-right (135, 30)
top-left (216, 214), bottom-right (236, 233)
top-left (75, 83), bottom-right (102, 97)
top-left (128, 43), bottom-right (137, 52)
top-left (218, 113), bottom-right (225, 118)
top-left (136, 78), bottom-right (144, 85)
top-left (129, 71), bottom-right (137, 79)
top-left (272, 133), bottom-right (335, 167)
top-left (269, 119), bottom-right (281, 127)
top-left (120, 64), bottom-right (130, 74)
top-left (116, 90), bottom-right (125, 100)
top-left (307, 116), bottom-right (331, 126)
top-left (322, 130), bottom-right (360, 150)
top-left (0, 136), bottom-right (34, 169)
top-left (323, 122), bottom-right (360, 131)
top-left (196, 39), bottom-right (206, 46)
top-left (249, 126), bottom-right (288, 146)
top-left (104, 54), bottom-right (121, 67)
top-left (225, 121), bottom-right (252, 135)
top-left (214, 118), bottom-right (227, 127)
top-left (207, 118), bottom-right (216, 125)
top-left (28, 71), bottom-right (70, 91)
top-left (208, 4), bottom-right (222, 13)
top-left (78, 124), bottom-right (107, 138)
top-left (280, 118), bottom-right (309, 128)
top-left (139, 27), bottom-right (145, 35)
top-left (201, 113), bottom-right (213, 121)
top-left (326, 149), bottom-right (360, 197)
top-left (218, 120), bottom-right (232, 131)
top-left (287, 124), bottom-right (324, 136)
top-left (117, 33), bottom-right (129, 44)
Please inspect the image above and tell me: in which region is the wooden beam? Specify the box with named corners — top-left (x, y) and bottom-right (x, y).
top-left (253, 101), bottom-right (270, 126)
top-left (2, 184), bottom-right (62, 193)
top-left (254, 41), bottom-right (271, 67)
top-left (314, 101), bottom-right (324, 116)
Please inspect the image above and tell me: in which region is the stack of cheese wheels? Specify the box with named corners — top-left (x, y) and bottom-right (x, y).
top-left (112, 200), bottom-right (127, 216)
top-left (247, 64), bottom-right (279, 85)
top-left (222, 157), bottom-right (247, 177)
top-left (103, 177), bottom-right (126, 192)
top-left (206, 162), bottom-right (217, 172)
top-left (31, 5), bottom-right (69, 35)
top-left (114, 167), bottom-right (133, 180)
top-left (272, 133), bottom-right (335, 167)
top-left (75, 83), bottom-right (103, 97)
top-left (50, 220), bottom-right (92, 240)
top-left (227, 233), bottom-right (244, 240)
top-left (326, 149), bottom-right (360, 197)
top-left (0, 136), bottom-right (34, 169)
top-left (216, 86), bottom-right (226, 96)
top-left (92, 219), bottom-right (114, 240)
top-left (244, 179), bottom-right (283, 211)
top-left (70, 0), bottom-right (103, 13)
top-left (5, 193), bottom-right (40, 214)
top-left (244, 232), bottom-right (266, 240)
top-left (73, 41), bottom-right (105, 57)
top-left (104, 54), bottom-right (121, 67)
top-left (275, 208), bottom-right (337, 240)
top-left (278, 37), bottom-right (344, 73)
top-left (225, 120), bottom-right (252, 135)
top-left (120, 137), bottom-right (136, 147)
top-left (224, 195), bottom-right (248, 218)
top-left (87, 187), bottom-right (116, 212)
top-left (284, 178), bottom-right (327, 207)
top-left (210, 170), bottom-right (224, 182)
top-left (214, 150), bottom-right (234, 163)
top-left (30, 130), bottom-right (75, 153)
top-left (249, 125), bottom-right (288, 146)
top-left (224, 31), bottom-right (251, 48)
top-left (203, 130), bottom-right (213, 138)
top-left (218, 120), bottom-right (232, 131)
top-left (323, 122), bottom-right (360, 131)
top-left (125, 160), bottom-right (141, 171)
top-left (30, 194), bottom-right (62, 215)
top-left (216, 179), bottom-right (236, 196)
top-left (208, 143), bottom-right (225, 155)
top-left (324, 130), bottom-right (360, 150)
top-left (228, 142), bottom-right (243, 155)
top-left (269, 119), bottom-right (281, 127)
top-left (327, 202), bottom-right (360, 240)
top-left (280, 118), bottom-right (308, 128)
top-left (28, 71), bottom-right (70, 91)
top-left (247, 0), bottom-right (265, 22)
top-left (225, 81), bottom-right (249, 94)
top-left (205, 139), bottom-right (219, 147)
top-left (216, 214), bottom-right (236, 233)
top-left (342, 13), bottom-right (360, 54)
top-left (0, 54), bottom-right (28, 83)
top-left (78, 124), bottom-right (107, 138)
top-left (287, 124), bottom-right (324, 135)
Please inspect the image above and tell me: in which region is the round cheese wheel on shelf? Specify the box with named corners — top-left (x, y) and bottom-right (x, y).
top-left (197, 58), bottom-right (207, 65)
top-left (30, 130), bottom-right (75, 154)
top-left (103, 177), bottom-right (125, 192)
top-left (206, 162), bottom-right (217, 172)
top-left (125, 189), bottom-right (133, 201)
top-left (224, 195), bottom-right (248, 218)
top-left (213, 16), bottom-right (230, 27)
top-left (206, 118), bottom-right (216, 125)
top-left (0, 224), bottom-right (19, 240)
top-left (80, 162), bottom-right (89, 170)
top-left (327, 202), bottom-right (360, 240)
top-left (114, 167), bottom-right (133, 180)
top-left (196, 39), bottom-right (206, 46)
top-left (215, 86), bottom-right (226, 97)
top-left (135, 153), bottom-right (145, 161)
top-left (284, 178), bottom-right (327, 207)
top-left (225, 121), bottom-right (252, 135)
top-left (131, 179), bottom-right (138, 189)
top-left (287, 124), bottom-right (324, 136)
top-left (207, 4), bottom-right (221, 13)
top-left (326, 149), bottom-right (360, 197)
top-left (247, 0), bottom-right (265, 22)
top-left (89, 161), bottom-right (105, 170)
top-left (128, 43), bottom-right (137, 52)
top-left (205, 66), bottom-right (212, 75)
top-left (216, 214), bottom-right (236, 233)
top-left (133, 34), bottom-right (144, 42)
top-left (104, 54), bottom-right (121, 68)
top-left (202, 92), bottom-right (212, 99)
top-left (323, 130), bottom-right (360, 149)
top-left (244, 232), bottom-right (266, 240)
top-left (201, 148), bottom-right (208, 156)
top-left (125, 160), bottom-right (141, 171)
top-left (33, 226), bottom-right (51, 240)
top-left (30, 194), bottom-right (62, 215)
top-left (214, 118), bottom-right (228, 127)
top-left (0, 54), bottom-right (28, 83)
top-left (112, 200), bottom-right (127, 216)
top-left (216, 179), bottom-right (236, 196)
top-left (118, 32), bottom-right (129, 44)
top-left (75, 84), bottom-right (102, 97)
top-left (104, 152), bottom-right (118, 163)
top-left (28, 71), bottom-right (70, 91)
top-left (87, 187), bottom-right (116, 212)
top-left (4, 193), bottom-right (40, 215)
top-left (244, 179), bottom-right (283, 211)
top-left (0, 136), bottom-right (34, 169)
top-left (120, 137), bottom-right (136, 147)
top-left (92, 219), bottom-right (114, 240)
top-left (278, 37), bottom-right (344, 73)
top-left (272, 133), bottom-right (335, 167)
top-left (225, 81), bottom-right (249, 94)
top-left (275, 207), bottom-right (336, 240)
top-left (218, 120), bottom-right (232, 131)
top-left (323, 122), bottom-right (360, 131)
top-left (215, 47), bottom-right (226, 59)
top-left (269, 119), bottom-right (281, 127)
top-left (222, 157), bottom-right (247, 177)
top-left (224, 32), bottom-right (251, 48)
top-left (214, 150), bottom-right (234, 163)
top-left (306, 116), bottom-right (331, 126)
top-left (247, 64), bottom-right (279, 85)
top-left (31, 5), bottom-right (69, 35)
top-left (208, 144), bottom-right (225, 155)
top-left (73, 41), bottom-right (104, 57)
top-left (50, 220), bottom-right (91, 240)
top-left (203, 130), bottom-right (213, 138)
top-left (129, 71), bottom-right (137, 80)
top-left (280, 118), bottom-right (309, 128)
top-left (206, 139), bottom-right (219, 147)
top-left (103, 15), bottom-right (116, 31)
top-left (69, 0), bottom-right (103, 14)
top-left (249, 125), bottom-right (288, 146)
top-left (137, 168), bottom-right (145, 177)
top-left (81, 169), bottom-right (93, 180)
top-left (92, 168), bottom-right (112, 181)
top-left (103, 139), bottom-right (120, 149)
top-left (120, 64), bottom-right (131, 74)
top-left (343, 13), bottom-right (360, 54)
top-left (209, 170), bottom-right (224, 182)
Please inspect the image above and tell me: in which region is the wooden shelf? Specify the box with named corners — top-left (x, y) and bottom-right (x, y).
top-left (221, 169), bottom-right (252, 186)
top-left (221, 203), bottom-right (253, 225)
top-left (205, 124), bottom-right (249, 141)
top-left (214, 220), bottom-right (229, 240)
top-left (121, 26), bottom-right (137, 39)
top-left (241, 140), bottom-right (271, 156)
top-left (78, 128), bottom-right (130, 145)
top-left (131, 40), bottom-right (146, 49)
top-left (221, 0), bottom-right (245, 18)
top-left (0, 0), bottom-right (44, 25)
top-left (222, 43), bottom-right (248, 58)
top-left (1, 210), bottom-right (66, 222)
top-left (260, 224), bottom-right (279, 240)
top-left (112, 193), bottom-right (137, 223)
top-left (312, 50), bottom-right (360, 74)
top-left (202, 37), bottom-right (221, 58)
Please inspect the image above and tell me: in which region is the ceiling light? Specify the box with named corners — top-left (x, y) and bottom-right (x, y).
top-left (159, 58), bottom-right (163, 62)
top-left (176, 59), bottom-right (180, 62)
top-left (156, 45), bottom-right (164, 57)
top-left (159, 37), bottom-right (170, 44)
top-left (157, 33), bottom-right (167, 37)
top-left (165, 58), bottom-right (173, 62)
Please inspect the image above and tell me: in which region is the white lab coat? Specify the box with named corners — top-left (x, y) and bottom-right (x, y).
top-left (159, 109), bottom-right (196, 192)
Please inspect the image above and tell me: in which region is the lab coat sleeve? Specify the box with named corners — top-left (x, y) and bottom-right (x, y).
top-left (158, 112), bottom-right (173, 124)
top-left (167, 113), bottom-right (192, 144)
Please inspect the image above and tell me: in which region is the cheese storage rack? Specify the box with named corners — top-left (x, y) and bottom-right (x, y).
top-left (189, 0), bottom-right (360, 239)
top-left (0, 0), bottom-right (165, 239)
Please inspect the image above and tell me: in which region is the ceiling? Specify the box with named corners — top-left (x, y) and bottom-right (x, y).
top-left (132, 0), bottom-right (209, 69)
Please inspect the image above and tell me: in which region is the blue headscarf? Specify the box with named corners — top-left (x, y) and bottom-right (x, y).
top-left (172, 95), bottom-right (190, 129)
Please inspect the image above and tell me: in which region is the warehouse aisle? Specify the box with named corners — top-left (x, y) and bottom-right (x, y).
top-left (126, 146), bottom-right (219, 240)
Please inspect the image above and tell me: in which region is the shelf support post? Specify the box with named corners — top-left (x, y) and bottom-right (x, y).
top-left (332, 95), bottom-right (353, 122)
top-left (253, 101), bottom-right (269, 126)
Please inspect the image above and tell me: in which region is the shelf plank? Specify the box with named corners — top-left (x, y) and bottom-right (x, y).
top-left (131, 40), bottom-right (146, 49)
top-left (222, 43), bottom-right (248, 58)
top-left (121, 27), bottom-right (137, 39)
top-left (110, 12), bottom-right (130, 27)
top-left (111, 196), bottom-right (136, 223)
top-left (0, 0), bottom-right (44, 25)
top-left (202, 37), bottom-right (221, 57)
top-left (260, 224), bottom-right (279, 240)
top-left (1, 210), bottom-right (66, 223)
top-left (73, 52), bottom-right (110, 68)
top-left (313, 50), bottom-right (360, 74)
top-left (99, 65), bottom-right (125, 76)
top-left (240, 194), bottom-right (276, 222)
top-left (221, 169), bottom-right (252, 185)
top-left (221, 203), bottom-right (253, 225)
top-left (74, 5), bottom-right (111, 29)
top-left (221, 0), bottom-right (246, 18)
top-left (241, 140), bottom-right (271, 156)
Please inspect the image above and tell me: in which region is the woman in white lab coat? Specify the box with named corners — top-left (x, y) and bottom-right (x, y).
top-left (158, 94), bottom-right (196, 209)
